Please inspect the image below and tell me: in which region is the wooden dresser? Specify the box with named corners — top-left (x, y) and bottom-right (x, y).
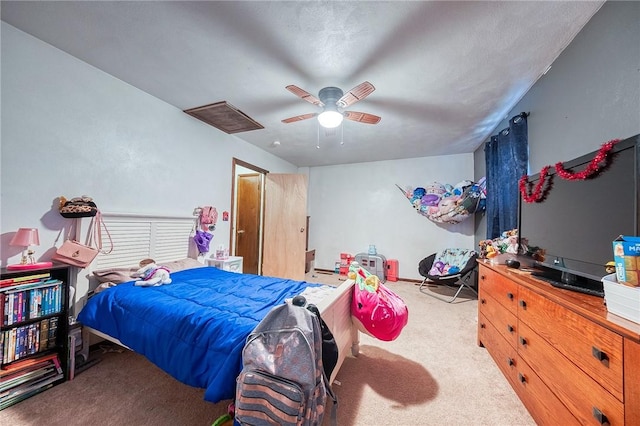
top-left (477, 261), bottom-right (640, 425)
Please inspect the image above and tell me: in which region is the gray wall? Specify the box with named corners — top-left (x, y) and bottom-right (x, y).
top-left (474, 1), bottom-right (640, 243)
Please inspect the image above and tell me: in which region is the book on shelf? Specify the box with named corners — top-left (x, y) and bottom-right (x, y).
top-left (0, 272), bottom-right (51, 288)
top-left (0, 371), bottom-right (62, 405)
top-left (2, 283), bottom-right (63, 326)
top-left (39, 318), bottom-right (49, 351)
top-left (1, 352), bottom-right (61, 375)
top-left (0, 383), bottom-right (54, 410)
top-left (1, 278), bottom-right (62, 294)
top-left (0, 362), bottom-right (57, 392)
top-left (47, 316), bottom-right (58, 349)
top-left (1, 321), bottom-right (58, 365)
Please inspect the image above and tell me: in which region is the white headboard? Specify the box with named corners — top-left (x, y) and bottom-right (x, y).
top-left (93, 213), bottom-right (196, 270)
top-left (72, 212), bottom-right (198, 316)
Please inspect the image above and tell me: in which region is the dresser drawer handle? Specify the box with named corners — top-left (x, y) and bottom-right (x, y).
top-left (480, 275), bottom-right (486, 281)
top-left (507, 325), bottom-right (514, 333)
top-left (518, 373), bottom-right (527, 384)
top-left (507, 357), bottom-right (515, 367)
top-left (480, 322), bottom-right (486, 329)
top-left (480, 298), bottom-right (486, 305)
top-left (592, 346), bottom-right (610, 367)
top-left (519, 300), bottom-right (527, 309)
top-left (506, 292), bottom-right (514, 300)
top-left (592, 407), bottom-right (610, 426)
top-left (519, 337), bottom-right (527, 347)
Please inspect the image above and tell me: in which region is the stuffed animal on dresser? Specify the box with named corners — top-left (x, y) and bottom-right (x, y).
top-left (132, 258), bottom-right (172, 287)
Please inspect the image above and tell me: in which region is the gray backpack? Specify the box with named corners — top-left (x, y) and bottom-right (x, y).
top-left (235, 302), bottom-right (337, 426)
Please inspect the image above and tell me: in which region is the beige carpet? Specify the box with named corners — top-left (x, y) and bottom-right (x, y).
top-left (0, 272), bottom-right (534, 426)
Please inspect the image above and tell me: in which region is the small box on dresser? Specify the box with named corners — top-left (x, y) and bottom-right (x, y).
top-left (602, 273), bottom-right (640, 324)
top-left (207, 256), bottom-right (243, 273)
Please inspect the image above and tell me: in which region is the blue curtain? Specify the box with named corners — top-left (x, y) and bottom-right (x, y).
top-left (484, 113), bottom-right (528, 239)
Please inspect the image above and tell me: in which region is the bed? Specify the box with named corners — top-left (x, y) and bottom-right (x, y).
top-left (74, 213), bottom-right (359, 403)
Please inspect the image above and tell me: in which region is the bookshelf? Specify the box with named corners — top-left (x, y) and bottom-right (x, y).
top-left (1, 264), bottom-right (70, 410)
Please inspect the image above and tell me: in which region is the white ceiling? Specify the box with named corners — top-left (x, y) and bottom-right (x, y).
top-left (1, 1), bottom-right (604, 167)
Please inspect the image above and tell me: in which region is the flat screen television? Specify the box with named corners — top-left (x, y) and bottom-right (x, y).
top-left (517, 134), bottom-right (639, 295)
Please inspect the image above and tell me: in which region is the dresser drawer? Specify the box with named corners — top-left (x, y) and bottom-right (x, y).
top-left (478, 265), bottom-right (519, 314)
top-left (518, 286), bottom-right (623, 400)
top-left (514, 356), bottom-right (580, 426)
top-left (207, 256), bottom-right (244, 274)
top-left (223, 259), bottom-right (242, 273)
top-left (518, 321), bottom-right (624, 426)
top-left (478, 312), bottom-right (518, 387)
top-left (479, 289), bottom-right (518, 349)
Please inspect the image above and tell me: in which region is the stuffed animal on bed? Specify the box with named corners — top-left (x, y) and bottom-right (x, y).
top-left (132, 258), bottom-right (172, 287)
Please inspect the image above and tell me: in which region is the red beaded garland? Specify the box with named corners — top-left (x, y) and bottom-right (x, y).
top-left (519, 166), bottom-right (550, 203)
top-left (518, 138), bottom-right (620, 203)
top-left (554, 139), bottom-right (619, 180)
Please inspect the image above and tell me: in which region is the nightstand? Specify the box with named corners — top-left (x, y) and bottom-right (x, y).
top-left (207, 256), bottom-right (243, 273)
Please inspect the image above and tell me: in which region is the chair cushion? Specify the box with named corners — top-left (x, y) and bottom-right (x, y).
top-left (428, 248), bottom-right (476, 277)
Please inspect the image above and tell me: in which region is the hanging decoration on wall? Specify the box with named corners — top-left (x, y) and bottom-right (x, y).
top-left (396, 178), bottom-right (487, 225)
top-left (191, 206), bottom-right (218, 256)
top-left (519, 166), bottom-right (551, 203)
top-left (519, 138), bottom-right (620, 203)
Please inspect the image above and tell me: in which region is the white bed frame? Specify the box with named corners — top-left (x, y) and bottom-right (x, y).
top-left (76, 212), bottom-right (359, 385)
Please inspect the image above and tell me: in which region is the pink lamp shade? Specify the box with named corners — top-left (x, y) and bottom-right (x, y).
top-left (10, 228), bottom-right (41, 247)
top-left (7, 228), bottom-right (52, 271)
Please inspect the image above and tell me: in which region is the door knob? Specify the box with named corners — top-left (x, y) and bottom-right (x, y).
top-left (300, 227), bottom-right (305, 232)
top-left (237, 230), bottom-right (245, 234)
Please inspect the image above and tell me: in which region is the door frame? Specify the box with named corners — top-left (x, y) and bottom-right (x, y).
top-left (230, 158), bottom-right (268, 274)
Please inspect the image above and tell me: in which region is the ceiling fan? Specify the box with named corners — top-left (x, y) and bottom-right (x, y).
top-left (282, 81), bottom-right (381, 129)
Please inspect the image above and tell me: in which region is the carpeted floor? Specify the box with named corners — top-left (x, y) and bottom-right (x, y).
top-left (0, 271), bottom-right (534, 425)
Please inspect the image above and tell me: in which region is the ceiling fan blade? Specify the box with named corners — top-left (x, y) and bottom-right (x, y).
top-left (343, 111), bottom-right (381, 124)
top-left (281, 112), bottom-right (318, 124)
top-left (336, 81), bottom-right (375, 108)
top-left (285, 85), bottom-right (324, 107)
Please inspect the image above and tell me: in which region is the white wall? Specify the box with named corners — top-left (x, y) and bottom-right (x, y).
top-left (307, 154), bottom-right (476, 280)
top-left (0, 23), bottom-right (298, 267)
top-left (1, 22), bottom-right (480, 283)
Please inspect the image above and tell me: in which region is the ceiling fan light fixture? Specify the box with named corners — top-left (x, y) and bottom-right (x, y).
top-left (317, 110), bottom-right (343, 129)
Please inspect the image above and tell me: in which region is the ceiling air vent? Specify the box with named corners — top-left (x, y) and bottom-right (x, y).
top-left (184, 101), bottom-right (264, 134)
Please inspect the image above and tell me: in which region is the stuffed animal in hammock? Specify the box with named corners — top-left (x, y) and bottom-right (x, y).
top-left (132, 258), bottom-right (172, 287)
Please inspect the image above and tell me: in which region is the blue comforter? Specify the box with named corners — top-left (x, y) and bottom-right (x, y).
top-left (77, 266), bottom-right (319, 402)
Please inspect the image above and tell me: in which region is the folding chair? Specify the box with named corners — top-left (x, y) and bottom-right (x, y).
top-left (418, 248), bottom-right (478, 303)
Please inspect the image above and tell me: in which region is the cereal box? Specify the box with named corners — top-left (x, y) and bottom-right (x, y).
top-left (612, 236), bottom-right (640, 287)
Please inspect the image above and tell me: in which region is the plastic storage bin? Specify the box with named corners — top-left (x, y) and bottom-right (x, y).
top-left (354, 253), bottom-right (387, 282)
top-left (339, 253), bottom-right (353, 275)
top-left (602, 273), bottom-right (640, 324)
top-left (386, 259), bottom-right (399, 281)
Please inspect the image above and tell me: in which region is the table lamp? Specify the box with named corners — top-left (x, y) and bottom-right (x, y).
top-left (7, 228), bottom-right (52, 270)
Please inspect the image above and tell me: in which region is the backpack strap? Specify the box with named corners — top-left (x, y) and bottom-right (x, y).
top-left (324, 369), bottom-right (338, 426)
top-left (307, 303), bottom-right (339, 426)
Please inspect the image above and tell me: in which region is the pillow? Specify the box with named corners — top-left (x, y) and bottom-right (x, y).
top-left (93, 258), bottom-right (203, 283)
top-left (161, 258), bottom-right (205, 272)
top-left (93, 267), bottom-right (137, 284)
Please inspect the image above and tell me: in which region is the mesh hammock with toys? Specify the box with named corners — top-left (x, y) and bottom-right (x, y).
top-left (396, 178), bottom-right (486, 224)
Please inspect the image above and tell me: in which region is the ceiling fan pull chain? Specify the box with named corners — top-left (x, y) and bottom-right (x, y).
top-left (340, 123), bottom-right (344, 145)
top-left (316, 122), bottom-right (320, 149)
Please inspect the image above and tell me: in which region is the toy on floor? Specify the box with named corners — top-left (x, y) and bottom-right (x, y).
top-left (349, 261), bottom-right (408, 341)
top-left (132, 258), bottom-right (172, 287)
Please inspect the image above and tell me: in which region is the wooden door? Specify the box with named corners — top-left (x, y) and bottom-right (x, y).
top-left (262, 174), bottom-right (307, 280)
top-left (236, 173), bottom-right (262, 275)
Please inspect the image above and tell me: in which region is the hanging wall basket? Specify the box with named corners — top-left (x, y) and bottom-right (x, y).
top-left (396, 178), bottom-right (486, 224)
